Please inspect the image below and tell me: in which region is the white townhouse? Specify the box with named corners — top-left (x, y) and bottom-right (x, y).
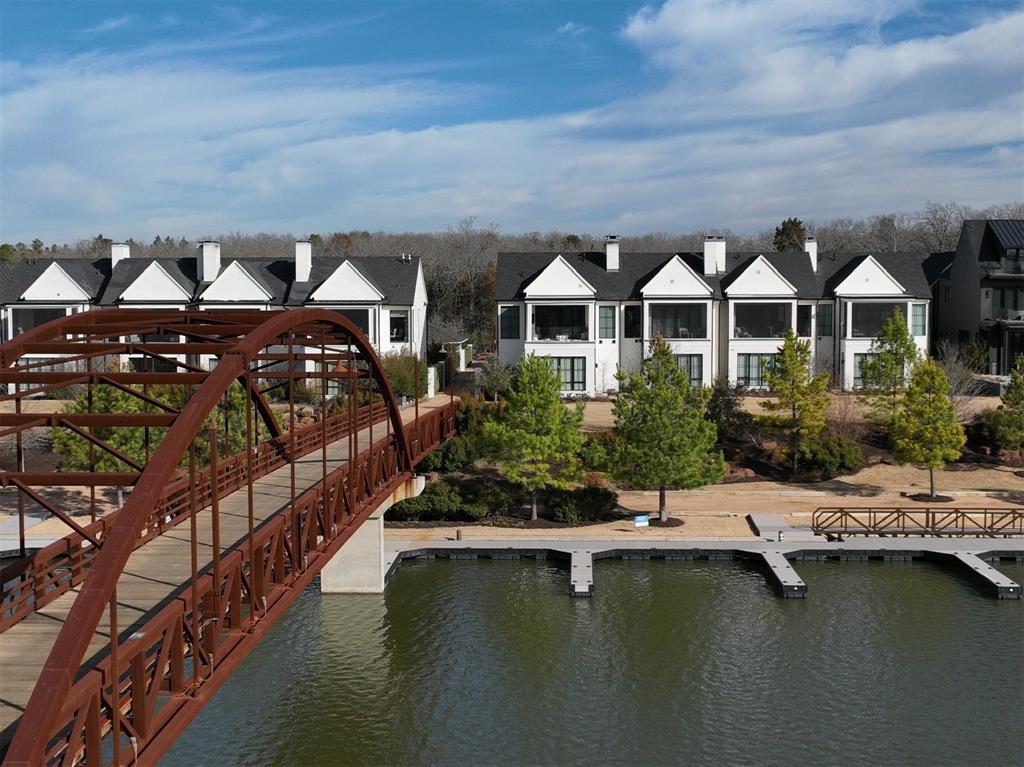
top-left (0, 240), bottom-right (429, 377)
top-left (495, 236), bottom-right (931, 394)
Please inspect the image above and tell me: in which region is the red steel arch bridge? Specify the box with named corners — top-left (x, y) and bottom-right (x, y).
top-left (0, 308), bottom-right (457, 766)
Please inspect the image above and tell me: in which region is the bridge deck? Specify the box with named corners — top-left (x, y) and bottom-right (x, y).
top-left (0, 397), bottom-right (448, 748)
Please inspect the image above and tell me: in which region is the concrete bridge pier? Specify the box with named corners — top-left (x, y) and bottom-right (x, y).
top-left (321, 475), bottom-right (425, 594)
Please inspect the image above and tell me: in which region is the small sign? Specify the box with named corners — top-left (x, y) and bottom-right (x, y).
top-left (634, 514), bottom-right (649, 528)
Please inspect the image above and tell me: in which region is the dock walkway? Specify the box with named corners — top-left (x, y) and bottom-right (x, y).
top-left (386, 529), bottom-right (1024, 599)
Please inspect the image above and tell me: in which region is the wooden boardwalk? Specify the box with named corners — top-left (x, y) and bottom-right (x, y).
top-left (0, 397), bottom-right (448, 749)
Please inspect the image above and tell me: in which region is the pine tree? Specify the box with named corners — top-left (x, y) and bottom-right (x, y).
top-left (1002, 355), bottom-right (1024, 415)
top-left (613, 337), bottom-right (724, 522)
top-left (52, 378), bottom-right (263, 486)
top-left (480, 355), bottom-right (585, 520)
top-left (762, 328), bottom-right (830, 473)
top-left (773, 217), bottom-right (807, 252)
top-left (859, 307), bottom-right (919, 428)
top-left (891, 358), bottom-right (965, 497)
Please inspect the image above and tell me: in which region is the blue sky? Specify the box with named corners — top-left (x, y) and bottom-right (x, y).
top-left (1, 0), bottom-right (1022, 242)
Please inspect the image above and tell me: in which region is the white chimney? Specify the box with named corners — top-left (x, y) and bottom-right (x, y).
top-left (804, 236), bottom-right (818, 272)
top-left (703, 235), bottom-right (726, 275)
top-left (110, 242), bottom-right (130, 268)
top-left (295, 240), bottom-right (312, 282)
top-left (198, 240), bottom-right (221, 282)
top-left (605, 235), bottom-right (620, 272)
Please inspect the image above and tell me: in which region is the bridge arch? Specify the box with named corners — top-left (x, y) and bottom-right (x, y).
top-left (0, 308), bottom-right (450, 766)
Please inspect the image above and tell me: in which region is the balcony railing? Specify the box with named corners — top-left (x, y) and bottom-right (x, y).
top-left (985, 306), bottom-right (1024, 322)
top-left (983, 258), bottom-right (1024, 276)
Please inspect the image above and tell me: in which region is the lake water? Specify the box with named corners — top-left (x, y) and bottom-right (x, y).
top-left (162, 557), bottom-right (1024, 767)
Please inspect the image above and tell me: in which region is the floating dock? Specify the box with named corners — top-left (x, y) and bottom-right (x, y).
top-left (385, 526), bottom-right (1023, 601)
top-left (759, 550), bottom-right (807, 597)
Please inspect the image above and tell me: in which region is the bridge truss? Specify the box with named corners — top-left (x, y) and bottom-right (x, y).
top-left (0, 308), bottom-right (457, 766)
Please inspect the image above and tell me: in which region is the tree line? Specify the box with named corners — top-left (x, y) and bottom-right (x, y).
top-left (4, 200), bottom-right (1021, 347)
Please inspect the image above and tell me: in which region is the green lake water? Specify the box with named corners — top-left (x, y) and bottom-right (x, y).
top-left (161, 558), bottom-right (1024, 767)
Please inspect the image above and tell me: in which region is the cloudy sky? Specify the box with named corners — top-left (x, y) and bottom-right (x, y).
top-left (1, 0), bottom-right (1021, 242)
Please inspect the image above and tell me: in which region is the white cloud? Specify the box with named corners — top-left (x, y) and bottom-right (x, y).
top-left (1, 1), bottom-right (1021, 242)
top-left (557, 21), bottom-right (592, 38)
top-left (83, 15), bottom-right (136, 34)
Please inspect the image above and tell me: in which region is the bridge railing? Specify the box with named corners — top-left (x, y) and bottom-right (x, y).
top-left (812, 507), bottom-right (1024, 537)
top-left (0, 401), bottom-right (390, 632)
top-left (29, 399), bottom-right (457, 767)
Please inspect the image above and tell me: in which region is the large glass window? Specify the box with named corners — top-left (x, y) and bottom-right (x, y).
top-left (337, 308), bottom-right (370, 336)
top-left (854, 353), bottom-right (877, 388)
top-left (850, 303), bottom-right (906, 338)
top-left (817, 304), bottom-right (834, 337)
top-left (499, 306), bottom-right (521, 339)
top-left (599, 306), bottom-right (616, 339)
top-left (797, 305), bottom-right (812, 337)
top-left (549, 357), bottom-right (586, 391)
top-left (675, 354), bottom-right (703, 388)
top-left (533, 305), bottom-right (587, 341)
top-left (733, 303), bottom-right (791, 339)
top-left (624, 305), bottom-right (642, 338)
top-left (911, 304), bottom-right (926, 336)
top-left (11, 307), bottom-right (66, 336)
top-left (389, 310), bottom-right (409, 343)
top-left (737, 353), bottom-right (776, 388)
top-left (650, 304), bottom-right (706, 339)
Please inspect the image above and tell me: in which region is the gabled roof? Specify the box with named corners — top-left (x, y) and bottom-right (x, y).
top-left (20, 262), bottom-right (91, 301)
top-left (200, 260), bottom-right (274, 302)
top-left (496, 251), bottom-right (721, 301)
top-left (99, 257), bottom-right (198, 305)
top-left (640, 255), bottom-right (713, 297)
top-left (720, 254), bottom-right (797, 296)
top-left (497, 249), bottom-right (931, 302)
top-left (309, 259), bottom-right (384, 303)
top-left (117, 261), bottom-right (192, 303)
top-left (818, 253), bottom-right (931, 298)
top-left (523, 255), bottom-right (596, 297)
top-left (286, 256), bottom-right (421, 306)
top-left (829, 255), bottom-right (905, 296)
top-left (0, 258), bottom-right (110, 304)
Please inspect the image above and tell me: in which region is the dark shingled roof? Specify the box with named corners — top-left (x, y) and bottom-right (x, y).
top-left (496, 251), bottom-right (721, 301)
top-left (97, 258), bottom-right (198, 305)
top-left (0, 258), bottom-right (110, 304)
top-left (816, 253), bottom-right (931, 298)
top-left (1, 250), bottom-right (422, 309)
top-left (209, 258), bottom-right (291, 305)
top-left (285, 256), bottom-right (421, 306)
top-left (923, 251), bottom-right (954, 286)
top-left (497, 249), bottom-right (932, 301)
top-left (429, 322), bottom-right (469, 345)
top-left (718, 251), bottom-right (818, 296)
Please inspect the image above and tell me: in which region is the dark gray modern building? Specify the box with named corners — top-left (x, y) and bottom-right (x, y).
top-left (930, 220), bottom-right (1024, 375)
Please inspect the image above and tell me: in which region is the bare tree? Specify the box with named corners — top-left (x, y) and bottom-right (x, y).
top-left (935, 338), bottom-right (987, 421)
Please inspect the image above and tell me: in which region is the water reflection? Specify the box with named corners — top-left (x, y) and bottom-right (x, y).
top-left (163, 558), bottom-right (1024, 767)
